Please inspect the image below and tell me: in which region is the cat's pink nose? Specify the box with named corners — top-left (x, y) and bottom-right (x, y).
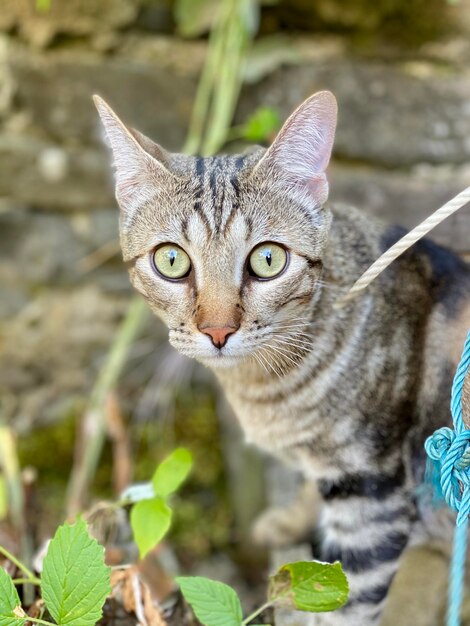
top-left (200, 325), bottom-right (238, 349)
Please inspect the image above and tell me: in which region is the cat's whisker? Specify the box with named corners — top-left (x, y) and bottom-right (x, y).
top-left (266, 343), bottom-right (302, 365)
top-left (258, 332), bottom-right (313, 349)
top-left (270, 330), bottom-right (313, 343)
top-left (271, 317), bottom-right (313, 325)
top-left (271, 329), bottom-right (314, 340)
top-left (270, 336), bottom-right (312, 351)
top-left (250, 350), bottom-right (269, 375)
top-left (256, 346), bottom-right (283, 378)
top-left (269, 324), bottom-right (312, 334)
top-left (271, 331), bottom-right (314, 345)
top-left (264, 342), bottom-right (302, 369)
top-left (252, 345), bottom-right (273, 372)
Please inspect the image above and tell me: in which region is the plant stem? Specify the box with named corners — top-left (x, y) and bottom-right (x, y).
top-left (13, 577), bottom-right (41, 586)
top-left (182, 10), bottom-right (222, 154)
top-left (66, 297), bottom-right (148, 516)
top-left (202, 0), bottom-right (249, 155)
top-left (0, 424), bottom-right (36, 604)
top-left (18, 617), bottom-right (56, 626)
top-left (0, 545), bottom-right (36, 582)
top-left (242, 601), bottom-right (274, 625)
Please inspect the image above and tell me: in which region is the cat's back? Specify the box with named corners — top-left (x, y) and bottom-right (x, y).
top-left (329, 202), bottom-right (469, 428)
top-left (328, 203), bottom-right (470, 332)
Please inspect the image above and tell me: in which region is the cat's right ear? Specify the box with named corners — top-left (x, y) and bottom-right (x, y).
top-left (93, 95), bottom-right (173, 217)
top-left (251, 91), bottom-right (337, 210)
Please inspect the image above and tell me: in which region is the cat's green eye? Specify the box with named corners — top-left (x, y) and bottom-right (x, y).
top-left (248, 242), bottom-right (287, 279)
top-left (152, 244), bottom-right (191, 280)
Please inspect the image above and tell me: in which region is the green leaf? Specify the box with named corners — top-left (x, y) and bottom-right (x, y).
top-left (130, 497), bottom-right (172, 559)
top-left (176, 576), bottom-right (243, 626)
top-left (41, 518), bottom-right (111, 626)
top-left (240, 107), bottom-right (281, 143)
top-left (152, 448), bottom-right (193, 498)
top-left (0, 568), bottom-right (26, 626)
top-left (268, 561), bottom-right (349, 613)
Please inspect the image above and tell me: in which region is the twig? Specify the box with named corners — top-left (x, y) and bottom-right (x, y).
top-left (106, 393), bottom-right (133, 495)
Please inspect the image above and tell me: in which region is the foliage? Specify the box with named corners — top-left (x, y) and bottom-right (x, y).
top-left (41, 520), bottom-right (111, 626)
top-left (177, 561), bottom-right (348, 626)
top-left (0, 449), bottom-right (348, 626)
top-left (176, 577), bottom-right (243, 626)
top-left (269, 561), bottom-right (349, 612)
top-left (237, 107), bottom-right (280, 143)
top-left (0, 519), bottom-right (110, 626)
top-left (122, 447), bottom-right (193, 559)
top-left (152, 447), bottom-right (193, 497)
top-left (0, 567), bottom-right (26, 626)
top-left (130, 498), bottom-right (173, 559)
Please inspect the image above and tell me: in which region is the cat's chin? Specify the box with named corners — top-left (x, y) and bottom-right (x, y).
top-left (197, 353), bottom-right (244, 370)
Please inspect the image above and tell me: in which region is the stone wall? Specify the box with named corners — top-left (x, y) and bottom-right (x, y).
top-left (1, 0), bottom-right (469, 430)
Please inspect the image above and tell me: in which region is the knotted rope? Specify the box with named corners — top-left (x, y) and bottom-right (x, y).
top-left (425, 332), bottom-right (470, 626)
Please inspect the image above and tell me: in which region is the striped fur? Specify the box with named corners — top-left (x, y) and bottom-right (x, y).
top-left (95, 92), bottom-right (470, 625)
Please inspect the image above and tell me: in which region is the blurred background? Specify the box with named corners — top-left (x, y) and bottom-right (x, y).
top-left (1, 0), bottom-right (470, 602)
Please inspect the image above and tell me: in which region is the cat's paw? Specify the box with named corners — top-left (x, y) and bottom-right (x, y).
top-left (252, 505), bottom-right (310, 548)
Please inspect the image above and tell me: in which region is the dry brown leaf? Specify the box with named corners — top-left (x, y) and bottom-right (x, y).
top-left (110, 566), bottom-right (168, 626)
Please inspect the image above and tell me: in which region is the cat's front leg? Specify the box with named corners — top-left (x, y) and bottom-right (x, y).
top-left (314, 472), bottom-right (414, 626)
top-left (252, 481), bottom-right (321, 548)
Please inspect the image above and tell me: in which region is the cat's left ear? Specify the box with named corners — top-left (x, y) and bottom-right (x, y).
top-left (93, 95), bottom-right (174, 218)
top-left (252, 91), bottom-right (337, 208)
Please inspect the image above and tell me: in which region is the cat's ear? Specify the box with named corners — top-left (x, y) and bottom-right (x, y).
top-left (93, 95), bottom-right (173, 216)
top-left (252, 91), bottom-right (337, 208)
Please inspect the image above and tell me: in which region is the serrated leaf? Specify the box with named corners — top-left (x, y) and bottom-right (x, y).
top-left (176, 576), bottom-right (243, 626)
top-left (269, 561), bottom-right (349, 613)
top-left (130, 497), bottom-right (172, 559)
top-left (0, 568), bottom-right (26, 626)
top-left (41, 519), bottom-right (111, 626)
top-left (152, 448), bottom-right (192, 498)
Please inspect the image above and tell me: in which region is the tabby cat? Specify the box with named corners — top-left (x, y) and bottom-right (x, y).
top-left (94, 91), bottom-right (470, 625)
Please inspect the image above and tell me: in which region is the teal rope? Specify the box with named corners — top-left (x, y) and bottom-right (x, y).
top-left (425, 331), bottom-right (470, 626)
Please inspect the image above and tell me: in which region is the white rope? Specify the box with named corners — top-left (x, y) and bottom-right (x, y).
top-left (336, 186), bottom-right (470, 308)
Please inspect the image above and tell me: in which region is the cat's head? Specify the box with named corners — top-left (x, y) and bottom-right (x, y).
top-left (94, 91), bottom-right (337, 371)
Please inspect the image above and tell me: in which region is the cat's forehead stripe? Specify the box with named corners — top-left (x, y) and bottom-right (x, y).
top-left (189, 154), bottom-right (248, 239)
top-left (193, 156), bottom-right (204, 211)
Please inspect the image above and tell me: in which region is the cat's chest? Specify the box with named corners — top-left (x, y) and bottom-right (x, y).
top-left (219, 373), bottom-right (349, 477)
